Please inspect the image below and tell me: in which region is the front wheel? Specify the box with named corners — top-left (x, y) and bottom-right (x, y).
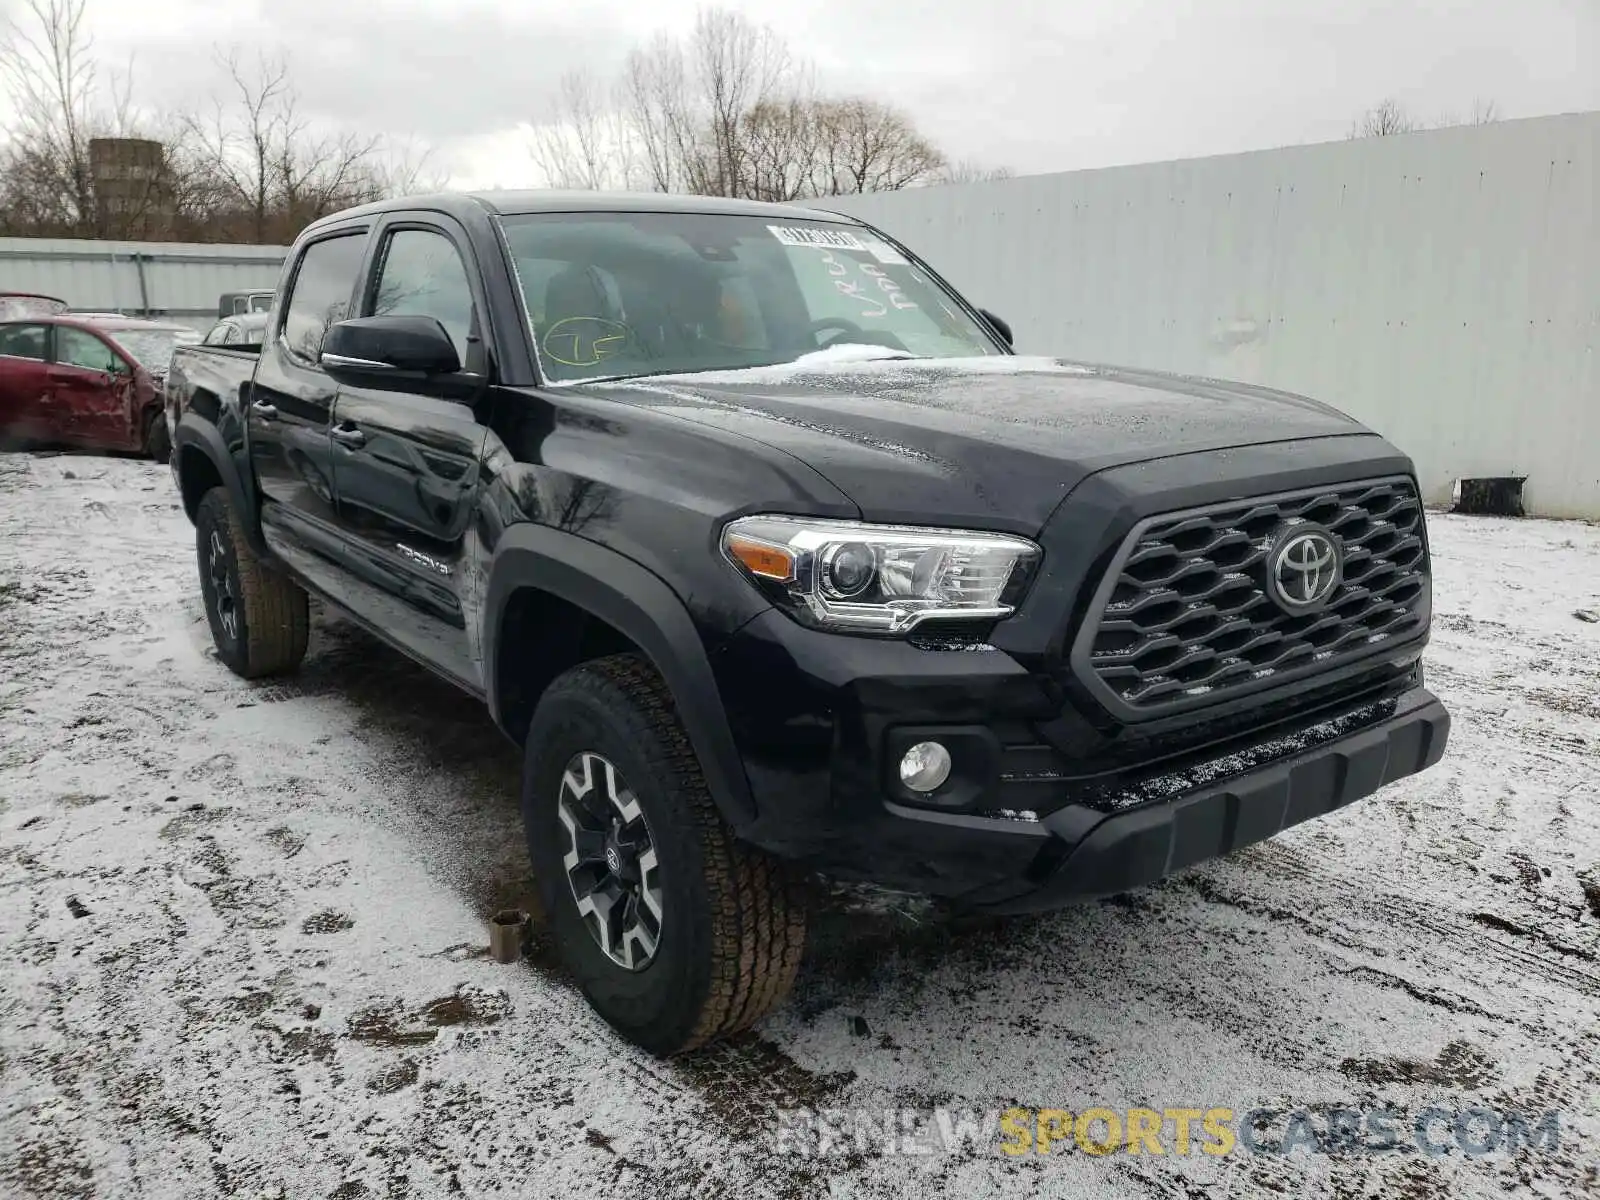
top-left (523, 653), bottom-right (808, 1055)
top-left (195, 487), bottom-right (309, 679)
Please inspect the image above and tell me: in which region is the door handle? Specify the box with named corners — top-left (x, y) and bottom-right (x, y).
top-left (331, 424), bottom-right (367, 448)
top-left (251, 400), bottom-right (279, 421)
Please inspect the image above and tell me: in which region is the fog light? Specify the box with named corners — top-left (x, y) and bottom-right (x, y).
top-left (899, 741), bottom-right (952, 793)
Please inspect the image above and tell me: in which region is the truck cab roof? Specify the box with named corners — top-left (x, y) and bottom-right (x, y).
top-left (300, 189), bottom-right (860, 239)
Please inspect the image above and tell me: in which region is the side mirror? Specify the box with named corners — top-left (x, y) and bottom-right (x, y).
top-left (978, 308), bottom-right (1013, 348)
top-left (321, 315), bottom-right (461, 376)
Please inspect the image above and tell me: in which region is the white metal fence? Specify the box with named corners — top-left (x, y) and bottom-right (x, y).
top-left (0, 237), bottom-right (286, 335)
top-left (826, 112), bottom-right (1600, 518)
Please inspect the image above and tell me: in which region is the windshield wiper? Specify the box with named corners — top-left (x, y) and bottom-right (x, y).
top-left (559, 348), bottom-right (929, 388)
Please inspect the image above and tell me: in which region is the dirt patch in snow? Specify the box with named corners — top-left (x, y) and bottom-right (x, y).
top-left (344, 989), bottom-right (509, 1048)
top-left (1340, 1038), bottom-right (1500, 1089)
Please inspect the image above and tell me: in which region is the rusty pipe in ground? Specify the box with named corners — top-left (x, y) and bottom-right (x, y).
top-left (488, 909), bottom-right (528, 964)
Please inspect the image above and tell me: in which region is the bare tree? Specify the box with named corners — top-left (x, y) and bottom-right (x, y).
top-left (0, 0), bottom-right (96, 229)
top-left (935, 159), bottom-right (1015, 185)
top-left (2, 21), bottom-right (439, 244)
top-left (0, 0), bottom-right (183, 238)
top-left (688, 8), bottom-right (793, 196)
top-left (621, 32), bottom-right (692, 192)
top-left (1471, 98), bottom-right (1501, 125)
top-left (543, 7), bottom-right (947, 201)
top-left (530, 68), bottom-right (637, 190)
top-left (178, 49), bottom-right (384, 242)
top-left (367, 135), bottom-right (451, 197)
top-left (810, 97), bottom-right (945, 194)
top-left (614, 10), bottom-right (796, 196)
top-left (1348, 97), bottom-right (1418, 139)
top-left (1350, 95), bottom-right (1502, 141)
top-left (178, 51), bottom-right (289, 240)
top-left (1435, 98), bottom-right (1501, 128)
top-left (741, 96), bottom-right (821, 202)
top-left (0, 0), bottom-right (173, 236)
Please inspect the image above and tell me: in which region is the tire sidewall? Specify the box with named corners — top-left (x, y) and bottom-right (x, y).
top-left (195, 492), bottom-right (250, 674)
top-left (523, 680), bottom-right (717, 1052)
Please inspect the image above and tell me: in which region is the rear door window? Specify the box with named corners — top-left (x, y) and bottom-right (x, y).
top-left (0, 324), bottom-right (47, 360)
top-left (280, 233), bottom-right (367, 365)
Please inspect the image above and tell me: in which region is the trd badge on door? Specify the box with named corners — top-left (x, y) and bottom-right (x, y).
top-left (396, 543), bottom-right (452, 576)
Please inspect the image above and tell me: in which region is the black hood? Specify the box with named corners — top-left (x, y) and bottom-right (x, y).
top-left (586, 355), bottom-right (1372, 533)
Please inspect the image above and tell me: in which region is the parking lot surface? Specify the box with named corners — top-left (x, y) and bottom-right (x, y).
top-left (2, 453), bottom-right (1597, 1198)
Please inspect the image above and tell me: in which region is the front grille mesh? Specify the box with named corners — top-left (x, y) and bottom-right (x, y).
top-left (1079, 478), bottom-right (1428, 714)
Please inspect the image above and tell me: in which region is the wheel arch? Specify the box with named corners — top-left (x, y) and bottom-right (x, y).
top-left (173, 413), bottom-right (262, 550)
top-left (484, 524), bottom-right (758, 831)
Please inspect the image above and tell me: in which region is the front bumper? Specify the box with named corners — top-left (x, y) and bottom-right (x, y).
top-left (962, 685), bottom-right (1449, 912)
top-left (712, 609), bottom-right (1448, 910)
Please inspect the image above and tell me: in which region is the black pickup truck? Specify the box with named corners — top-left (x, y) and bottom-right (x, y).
top-left (165, 191), bottom-right (1450, 1055)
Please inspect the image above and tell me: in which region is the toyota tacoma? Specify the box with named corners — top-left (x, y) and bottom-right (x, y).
top-left (165, 191), bottom-right (1450, 1055)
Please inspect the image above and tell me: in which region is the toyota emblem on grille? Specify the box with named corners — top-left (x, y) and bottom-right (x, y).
top-left (1266, 525), bottom-right (1343, 612)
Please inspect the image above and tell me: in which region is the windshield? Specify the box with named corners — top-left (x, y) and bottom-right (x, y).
top-left (110, 329), bottom-right (185, 371)
top-left (497, 211), bottom-right (1002, 384)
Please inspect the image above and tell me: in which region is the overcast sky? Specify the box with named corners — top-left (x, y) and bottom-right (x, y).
top-left (9, 0), bottom-right (1599, 188)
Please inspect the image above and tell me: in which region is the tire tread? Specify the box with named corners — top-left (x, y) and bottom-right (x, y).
top-left (142, 407), bottom-right (171, 463)
top-left (546, 653), bottom-right (807, 1052)
top-left (197, 487), bottom-right (309, 678)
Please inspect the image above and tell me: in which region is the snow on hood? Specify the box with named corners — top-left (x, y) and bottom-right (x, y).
top-left (637, 350), bottom-right (1097, 388)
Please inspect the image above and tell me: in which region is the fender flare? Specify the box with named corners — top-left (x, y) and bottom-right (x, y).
top-left (173, 413), bottom-right (264, 553)
top-left (483, 524), bottom-right (758, 830)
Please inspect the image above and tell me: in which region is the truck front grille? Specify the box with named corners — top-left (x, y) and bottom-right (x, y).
top-left (1072, 477), bottom-right (1429, 718)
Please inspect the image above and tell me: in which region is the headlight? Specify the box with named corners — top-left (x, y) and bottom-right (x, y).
top-left (721, 515), bottom-right (1041, 634)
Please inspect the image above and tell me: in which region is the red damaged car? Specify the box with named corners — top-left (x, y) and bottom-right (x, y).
top-left (0, 313), bottom-right (197, 462)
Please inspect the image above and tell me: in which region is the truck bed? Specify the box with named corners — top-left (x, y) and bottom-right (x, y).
top-left (165, 342), bottom-right (261, 432)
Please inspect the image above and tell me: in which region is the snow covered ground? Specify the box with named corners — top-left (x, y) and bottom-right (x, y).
top-left (2, 452), bottom-right (1597, 1199)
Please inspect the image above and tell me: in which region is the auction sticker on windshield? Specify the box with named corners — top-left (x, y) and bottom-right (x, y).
top-left (768, 225), bottom-right (867, 250)
top-left (861, 236), bottom-right (909, 265)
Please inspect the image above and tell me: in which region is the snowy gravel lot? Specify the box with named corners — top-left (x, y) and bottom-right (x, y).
top-left (2, 452), bottom-right (1598, 1199)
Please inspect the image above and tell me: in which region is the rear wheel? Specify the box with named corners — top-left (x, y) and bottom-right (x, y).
top-left (523, 653), bottom-right (808, 1055)
top-left (142, 407), bottom-right (170, 463)
top-left (195, 486), bottom-right (309, 678)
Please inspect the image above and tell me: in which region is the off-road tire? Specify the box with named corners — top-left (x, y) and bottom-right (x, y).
top-left (195, 486), bottom-right (309, 679)
top-left (523, 653), bottom-right (808, 1055)
top-left (142, 407), bottom-right (170, 463)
